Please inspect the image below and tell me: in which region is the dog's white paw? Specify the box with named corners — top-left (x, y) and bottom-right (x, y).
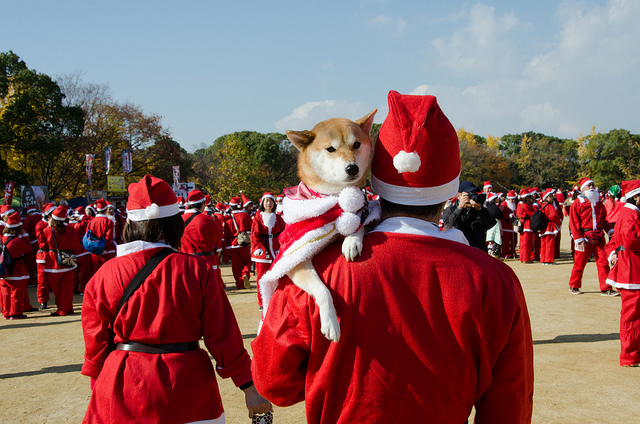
top-left (320, 310), bottom-right (341, 343)
top-left (342, 235), bottom-right (363, 262)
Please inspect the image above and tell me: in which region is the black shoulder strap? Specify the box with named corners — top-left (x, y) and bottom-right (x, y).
top-left (116, 247), bottom-right (174, 315)
top-left (183, 211), bottom-right (200, 228)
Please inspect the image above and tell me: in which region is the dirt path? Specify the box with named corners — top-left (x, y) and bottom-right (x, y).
top-left (1, 226), bottom-right (639, 423)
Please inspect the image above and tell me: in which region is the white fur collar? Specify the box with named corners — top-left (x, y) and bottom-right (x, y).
top-left (371, 217), bottom-right (469, 246)
top-left (116, 240), bottom-right (174, 257)
top-left (261, 212), bottom-right (276, 229)
top-left (624, 202), bottom-right (640, 212)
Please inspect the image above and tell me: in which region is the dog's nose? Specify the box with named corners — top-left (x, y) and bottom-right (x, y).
top-left (345, 164), bottom-right (359, 176)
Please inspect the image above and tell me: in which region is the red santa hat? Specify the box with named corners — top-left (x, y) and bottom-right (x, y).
top-left (51, 206), bottom-right (69, 221)
top-left (371, 91), bottom-right (460, 206)
top-left (483, 181), bottom-right (492, 190)
top-left (506, 190), bottom-right (517, 199)
top-left (519, 188), bottom-right (533, 199)
top-left (240, 191), bottom-right (252, 207)
top-left (25, 206), bottom-right (37, 214)
top-left (229, 196), bottom-right (241, 207)
top-left (205, 195), bottom-right (211, 206)
top-left (578, 177), bottom-right (595, 192)
top-left (622, 180), bottom-right (640, 200)
top-left (4, 211), bottom-right (22, 228)
top-left (75, 206), bottom-right (85, 215)
top-left (42, 203), bottom-right (57, 215)
top-left (85, 205), bottom-right (96, 214)
top-left (486, 192), bottom-right (499, 203)
top-left (94, 198), bottom-right (108, 212)
top-left (186, 189), bottom-right (206, 205)
top-left (276, 194), bottom-right (284, 201)
top-left (0, 205), bottom-right (15, 217)
top-left (541, 188), bottom-right (556, 201)
top-left (260, 192), bottom-right (276, 205)
top-left (126, 175), bottom-right (180, 222)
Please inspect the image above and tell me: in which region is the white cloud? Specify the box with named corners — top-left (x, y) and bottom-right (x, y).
top-left (410, 85), bottom-right (430, 95)
top-left (275, 100), bottom-right (369, 132)
top-left (369, 15), bottom-right (406, 34)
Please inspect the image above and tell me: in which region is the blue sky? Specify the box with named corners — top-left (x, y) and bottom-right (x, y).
top-left (2, 0), bottom-right (639, 152)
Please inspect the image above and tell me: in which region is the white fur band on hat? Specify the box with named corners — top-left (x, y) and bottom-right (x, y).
top-left (371, 173), bottom-right (460, 206)
top-left (5, 221), bottom-right (22, 228)
top-left (261, 194), bottom-right (276, 204)
top-left (187, 194), bottom-right (206, 205)
top-left (52, 214), bottom-right (67, 221)
top-left (127, 202), bottom-right (180, 221)
top-left (580, 179), bottom-right (595, 192)
top-left (626, 187), bottom-right (640, 200)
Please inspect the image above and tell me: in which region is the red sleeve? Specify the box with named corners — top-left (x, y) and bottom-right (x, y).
top-left (569, 202), bottom-right (585, 243)
top-left (250, 216), bottom-right (261, 253)
top-left (618, 211), bottom-right (640, 253)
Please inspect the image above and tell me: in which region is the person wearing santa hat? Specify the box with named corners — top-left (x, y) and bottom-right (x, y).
top-left (81, 175), bottom-right (271, 422)
top-left (539, 188), bottom-right (563, 265)
top-left (22, 206), bottom-right (42, 288)
top-left (86, 198), bottom-right (117, 273)
top-left (500, 190), bottom-right (518, 259)
top-left (568, 178), bottom-right (617, 295)
top-left (275, 194), bottom-right (284, 216)
top-left (1, 212), bottom-right (33, 319)
top-left (180, 189), bottom-right (223, 285)
top-left (250, 193), bottom-right (285, 310)
top-left (608, 180), bottom-right (640, 366)
top-left (35, 203), bottom-right (57, 309)
top-left (224, 196), bottom-right (253, 289)
top-left (38, 206), bottom-right (78, 316)
top-left (516, 189), bottom-right (536, 263)
top-left (251, 91), bottom-right (533, 423)
top-left (72, 206), bottom-right (93, 295)
top-left (484, 192), bottom-right (504, 258)
top-left (483, 180), bottom-right (493, 195)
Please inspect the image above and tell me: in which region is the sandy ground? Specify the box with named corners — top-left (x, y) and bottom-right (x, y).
top-left (1, 225), bottom-right (639, 424)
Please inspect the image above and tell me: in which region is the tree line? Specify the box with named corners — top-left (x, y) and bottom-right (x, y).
top-left (1, 51), bottom-right (638, 205)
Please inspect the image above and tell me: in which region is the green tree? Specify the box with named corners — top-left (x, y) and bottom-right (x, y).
top-left (581, 128), bottom-right (640, 188)
top-left (457, 128), bottom-right (511, 189)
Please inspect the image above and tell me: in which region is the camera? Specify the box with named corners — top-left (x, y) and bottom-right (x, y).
top-left (469, 192), bottom-right (486, 204)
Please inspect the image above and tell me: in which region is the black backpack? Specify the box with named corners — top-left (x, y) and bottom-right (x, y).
top-left (530, 205), bottom-right (550, 232)
top-left (0, 236), bottom-right (16, 278)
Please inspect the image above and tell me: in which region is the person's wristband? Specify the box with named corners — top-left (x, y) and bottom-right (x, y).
top-left (239, 380), bottom-right (254, 390)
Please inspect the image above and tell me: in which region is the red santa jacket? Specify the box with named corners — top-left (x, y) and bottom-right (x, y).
top-left (87, 214), bottom-right (116, 256)
top-left (252, 217), bottom-right (534, 424)
top-left (610, 203), bottom-right (640, 290)
top-left (81, 242), bottom-right (252, 423)
top-left (224, 210), bottom-right (252, 249)
top-left (540, 202), bottom-right (563, 236)
top-left (499, 201), bottom-right (516, 232)
top-left (23, 212), bottom-right (42, 247)
top-left (516, 202), bottom-right (535, 232)
top-left (569, 195), bottom-right (613, 245)
top-left (250, 211), bottom-right (285, 263)
top-left (1, 232), bottom-right (31, 281)
top-left (38, 225), bottom-right (78, 272)
top-left (606, 199), bottom-right (623, 225)
top-left (180, 210), bottom-right (222, 257)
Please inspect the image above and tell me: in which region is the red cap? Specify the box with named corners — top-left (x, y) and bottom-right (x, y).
top-left (4, 211), bottom-right (22, 228)
top-left (126, 175), bottom-right (179, 222)
top-left (622, 180), bottom-right (640, 199)
top-left (51, 206), bottom-right (70, 221)
top-left (187, 189), bottom-right (206, 205)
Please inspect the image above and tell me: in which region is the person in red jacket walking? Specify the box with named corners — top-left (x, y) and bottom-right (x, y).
top-left (39, 206), bottom-right (79, 316)
top-left (35, 203), bottom-right (57, 309)
top-left (1, 212), bottom-right (32, 319)
top-left (569, 177), bottom-right (617, 296)
top-left (539, 188), bottom-right (563, 265)
top-left (251, 193), bottom-right (285, 310)
top-left (22, 206), bottom-right (41, 287)
top-left (516, 189), bottom-right (536, 263)
top-left (224, 196), bottom-right (253, 289)
top-left (72, 206), bottom-right (93, 294)
top-left (499, 190), bottom-right (518, 259)
top-left (87, 199), bottom-right (116, 273)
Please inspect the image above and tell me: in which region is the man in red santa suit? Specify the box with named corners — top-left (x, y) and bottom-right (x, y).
top-left (250, 193), bottom-right (285, 311)
top-left (72, 206), bottom-right (93, 294)
top-left (568, 178), bottom-right (617, 295)
top-left (180, 189), bottom-right (223, 285)
top-left (516, 188), bottom-right (536, 263)
top-left (1, 211), bottom-right (32, 319)
top-left (224, 196), bottom-right (253, 289)
top-left (87, 199), bottom-right (116, 273)
top-left (35, 203), bottom-right (57, 309)
top-left (539, 188), bottom-right (563, 265)
top-left (81, 175), bottom-right (271, 423)
top-left (483, 180), bottom-right (493, 195)
top-left (609, 180), bottom-right (640, 366)
top-left (500, 190), bottom-right (518, 259)
top-left (251, 91), bottom-right (533, 423)
top-left (22, 206), bottom-right (41, 288)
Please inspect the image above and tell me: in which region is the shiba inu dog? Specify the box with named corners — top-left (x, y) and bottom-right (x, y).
top-left (259, 109), bottom-right (379, 342)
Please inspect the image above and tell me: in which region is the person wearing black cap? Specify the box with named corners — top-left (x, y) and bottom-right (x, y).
top-left (441, 181), bottom-right (497, 252)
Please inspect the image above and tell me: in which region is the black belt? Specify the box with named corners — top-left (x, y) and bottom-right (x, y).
top-left (115, 341), bottom-right (200, 354)
top-left (259, 234), bottom-right (281, 239)
top-left (193, 251), bottom-right (215, 256)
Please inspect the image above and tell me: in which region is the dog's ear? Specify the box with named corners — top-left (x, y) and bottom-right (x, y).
top-left (355, 109), bottom-right (378, 137)
top-left (286, 130), bottom-right (315, 151)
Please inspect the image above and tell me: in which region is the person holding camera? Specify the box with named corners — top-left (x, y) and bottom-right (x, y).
top-left (442, 181), bottom-right (497, 252)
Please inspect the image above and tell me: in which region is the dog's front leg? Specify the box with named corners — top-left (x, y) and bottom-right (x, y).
top-left (288, 260), bottom-right (340, 342)
top-left (341, 226), bottom-right (364, 261)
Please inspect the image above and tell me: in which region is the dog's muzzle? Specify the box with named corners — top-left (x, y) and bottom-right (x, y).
top-left (345, 164), bottom-right (359, 177)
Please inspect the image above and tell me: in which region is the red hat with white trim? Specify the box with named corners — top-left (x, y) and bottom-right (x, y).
top-left (229, 196), bottom-right (241, 207)
top-left (541, 188), bottom-right (556, 201)
top-left (622, 180), bottom-right (640, 199)
top-left (51, 206), bottom-right (70, 221)
top-left (578, 177), bottom-right (595, 192)
top-left (483, 181), bottom-right (492, 190)
top-left (94, 198), bottom-right (108, 212)
top-left (507, 190), bottom-right (517, 199)
top-left (519, 188), bottom-right (533, 199)
top-left (126, 175), bottom-right (180, 222)
top-left (240, 191), bottom-right (252, 207)
top-left (261, 192), bottom-right (276, 205)
top-left (186, 189), bottom-right (206, 205)
top-left (371, 91), bottom-right (460, 206)
top-left (486, 192), bottom-right (499, 203)
top-left (205, 195), bottom-right (211, 206)
top-left (42, 203), bottom-right (56, 216)
top-left (75, 206), bottom-right (85, 215)
top-left (4, 211), bottom-right (22, 228)
top-left (0, 205), bottom-right (15, 217)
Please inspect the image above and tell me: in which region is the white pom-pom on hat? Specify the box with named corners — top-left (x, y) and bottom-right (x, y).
top-left (338, 186), bottom-right (364, 213)
top-left (335, 212), bottom-right (360, 236)
top-left (145, 203), bottom-right (160, 219)
top-left (393, 150), bottom-right (421, 173)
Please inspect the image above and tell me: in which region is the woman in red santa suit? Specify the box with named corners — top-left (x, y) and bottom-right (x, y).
top-left (251, 193), bottom-right (285, 310)
top-left (81, 175), bottom-right (271, 423)
top-left (516, 189), bottom-right (536, 263)
top-left (499, 190), bottom-right (518, 259)
top-left (224, 196), bottom-right (253, 289)
top-left (35, 203), bottom-right (57, 309)
top-left (87, 199), bottom-right (116, 273)
top-left (1, 212), bottom-right (32, 319)
top-left (39, 206), bottom-right (78, 316)
top-left (72, 206), bottom-right (93, 294)
top-left (610, 180), bottom-right (640, 366)
top-left (539, 188), bottom-right (563, 265)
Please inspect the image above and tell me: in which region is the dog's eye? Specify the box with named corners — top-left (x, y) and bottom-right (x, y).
top-left (353, 142), bottom-right (361, 149)
top-left (326, 147), bottom-right (336, 153)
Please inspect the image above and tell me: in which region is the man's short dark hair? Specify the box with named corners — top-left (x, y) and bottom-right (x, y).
top-left (123, 214), bottom-right (184, 249)
top-left (380, 198), bottom-right (445, 221)
top-left (189, 201), bottom-right (204, 210)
